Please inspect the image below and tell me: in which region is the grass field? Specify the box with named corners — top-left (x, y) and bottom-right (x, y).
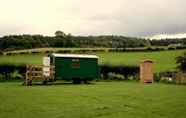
top-left (0, 81), bottom-right (186, 118)
top-left (3, 47), bottom-right (168, 54)
top-left (0, 49), bottom-right (185, 72)
top-left (3, 48), bottom-right (109, 54)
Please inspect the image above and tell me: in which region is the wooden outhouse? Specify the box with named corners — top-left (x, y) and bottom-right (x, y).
top-left (140, 59), bottom-right (154, 83)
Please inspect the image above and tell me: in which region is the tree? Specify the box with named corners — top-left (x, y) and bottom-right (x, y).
top-left (55, 31), bottom-right (66, 37)
top-left (176, 52), bottom-right (186, 72)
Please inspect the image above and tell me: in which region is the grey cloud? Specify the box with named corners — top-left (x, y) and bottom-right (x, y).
top-left (0, 0), bottom-right (186, 37)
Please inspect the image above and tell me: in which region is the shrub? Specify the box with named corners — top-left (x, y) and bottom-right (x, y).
top-left (0, 64), bottom-right (26, 80)
top-left (154, 47), bottom-right (165, 51)
top-left (176, 46), bottom-right (186, 50)
top-left (10, 70), bottom-right (23, 79)
top-left (107, 72), bottom-right (124, 80)
top-left (74, 49), bottom-right (90, 53)
top-left (154, 73), bottom-right (161, 82)
top-left (126, 48), bottom-right (141, 52)
top-left (30, 51), bottom-right (40, 54)
top-left (91, 49), bottom-right (105, 52)
top-left (160, 77), bottom-right (174, 84)
top-left (19, 52), bottom-right (29, 55)
top-left (154, 71), bottom-right (177, 84)
top-left (100, 65), bottom-right (139, 80)
top-left (0, 51), bottom-right (3, 55)
top-left (6, 52), bottom-right (14, 55)
top-left (108, 48), bottom-right (123, 52)
top-left (176, 52), bottom-right (186, 72)
top-left (0, 74), bottom-right (5, 81)
top-left (44, 50), bottom-right (54, 54)
top-left (146, 47), bottom-right (154, 51)
top-left (168, 47), bottom-right (176, 50)
top-left (56, 50), bottom-right (71, 53)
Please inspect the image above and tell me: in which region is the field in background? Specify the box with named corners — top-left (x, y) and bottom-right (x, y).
top-left (3, 47), bottom-right (168, 54)
top-left (98, 50), bottom-right (183, 72)
top-left (3, 48), bottom-right (109, 54)
top-left (0, 49), bottom-right (185, 72)
top-left (0, 81), bottom-right (186, 118)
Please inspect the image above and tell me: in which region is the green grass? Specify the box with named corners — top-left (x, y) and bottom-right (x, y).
top-left (0, 54), bottom-right (43, 65)
top-left (0, 50), bottom-right (185, 72)
top-left (4, 47), bottom-right (168, 54)
top-left (0, 81), bottom-right (186, 118)
top-left (4, 47), bottom-right (110, 54)
top-left (97, 50), bottom-right (185, 72)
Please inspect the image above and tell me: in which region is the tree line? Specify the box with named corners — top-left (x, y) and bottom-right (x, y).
top-left (0, 31), bottom-right (186, 51)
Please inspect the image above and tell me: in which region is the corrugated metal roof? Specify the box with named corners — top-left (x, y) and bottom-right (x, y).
top-left (50, 53), bottom-right (98, 59)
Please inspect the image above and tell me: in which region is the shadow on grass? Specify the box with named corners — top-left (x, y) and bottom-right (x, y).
top-left (25, 81), bottom-right (97, 86)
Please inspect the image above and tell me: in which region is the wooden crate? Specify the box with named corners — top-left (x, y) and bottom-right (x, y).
top-left (24, 65), bottom-right (55, 86)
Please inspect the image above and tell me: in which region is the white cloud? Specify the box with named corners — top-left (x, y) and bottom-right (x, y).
top-left (147, 33), bottom-right (186, 39)
top-left (0, 0), bottom-right (186, 37)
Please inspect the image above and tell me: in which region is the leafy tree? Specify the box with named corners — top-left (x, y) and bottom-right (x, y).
top-left (1, 33), bottom-right (186, 51)
top-left (55, 31), bottom-right (66, 37)
top-left (176, 52), bottom-right (186, 72)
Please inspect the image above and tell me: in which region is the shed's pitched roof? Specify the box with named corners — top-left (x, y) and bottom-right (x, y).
top-left (50, 53), bottom-right (98, 59)
top-left (141, 59), bottom-right (153, 63)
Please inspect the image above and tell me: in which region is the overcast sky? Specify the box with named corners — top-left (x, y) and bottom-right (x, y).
top-left (0, 0), bottom-right (186, 38)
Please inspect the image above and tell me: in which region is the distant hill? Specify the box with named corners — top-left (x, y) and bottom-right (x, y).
top-left (0, 32), bottom-right (186, 51)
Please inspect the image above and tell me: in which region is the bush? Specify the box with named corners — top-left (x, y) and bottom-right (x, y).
top-left (0, 64), bottom-right (26, 81)
top-left (91, 49), bottom-right (105, 52)
top-left (146, 47), bottom-right (154, 51)
top-left (100, 65), bottom-right (139, 80)
top-left (154, 73), bottom-right (161, 82)
top-left (160, 77), bottom-right (174, 84)
top-left (44, 50), bottom-right (54, 54)
top-left (107, 72), bottom-right (125, 80)
top-left (176, 46), bottom-right (186, 50)
top-left (10, 70), bottom-right (23, 79)
top-left (74, 49), bottom-right (90, 53)
top-left (0, 74), bottom-right (5, 81)
top-left (30, 51), bottom-right (40, 54)
top-left (0, 51), bottom-right (3, 55)
top-left (56, 50), bottom-right (71, 53)
top-left (108, 47), bottom-right (166, 53)
top-left (154, 47), bottom-right (165, 51)
top-left (126, 48), bottom-right (145, 52)
top-left (154, 71), bottom-right (177, 84)
top-left (108, 48), bottom-right (123, 52)
top-left (19, 52), bottom-right (29, 55)
top-left (6, 52), bottom-right (15, 55)
top-left (168, 47), bottom-right (176, 50)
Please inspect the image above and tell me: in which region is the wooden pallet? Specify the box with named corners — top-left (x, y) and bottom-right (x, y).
top-left (24, 65), bottom-right (55, 86)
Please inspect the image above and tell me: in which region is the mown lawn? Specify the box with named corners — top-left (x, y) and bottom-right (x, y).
top-left (0, 50), bottom-right (185, 72)
top-left (0, 81), bottom-right (186, 118)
